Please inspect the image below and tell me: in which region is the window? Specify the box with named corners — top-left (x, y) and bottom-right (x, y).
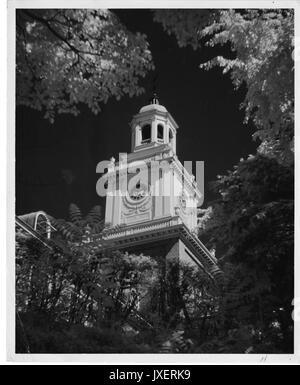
top-left (141, 124), bottom-right (151, 144)
top-left (169, 129), bottom-right (173, 142)
top-left (157, 124), bottom-right (164, 141)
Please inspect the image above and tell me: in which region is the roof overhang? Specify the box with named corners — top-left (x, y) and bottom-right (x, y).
top-left (96, 216), bottom-right (221, 282)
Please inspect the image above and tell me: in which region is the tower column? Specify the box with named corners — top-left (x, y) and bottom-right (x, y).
top-left (170, 165), bottom-right (175, 216)
top-left (118, 167), bottom-right (128, 225)
top-left (151, 118), bottom-right (157, 143)
top-left (105, 174), bottom-right (115, 226)
top-left (131, 128), bottom-right (135, 152)
top-left (105, 160), bottom-right (116, 227)
top-left (173, 134), bottom-right (176, 153)
top-left (164, 124), bottom-right (169, 145)
top-left (135, 125), bottom-right (141, 147)
top-left (163, 163), bottom-right (172, 217)
top-left (151, 162), bottom-right (163, 219)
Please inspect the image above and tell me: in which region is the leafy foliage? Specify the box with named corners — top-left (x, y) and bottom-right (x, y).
top-left (16, 9), bottom-right (154, 122)
top-left (154, 10), bottom-right (218, 49)
top-left (197, 155), bottom-right (294, 352)
top-left (159, 330), bottom-right (194, 353)
top-left (16, 311), bottom-right (154, 353)
top-left (16, 204), bottom-right (158, 353)
top-left (155, 9), bottom-right (294, 165)
top-left (51, 203), bottom-right (104, 242)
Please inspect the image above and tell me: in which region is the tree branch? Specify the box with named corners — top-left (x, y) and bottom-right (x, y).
top-left (21, 10), bottom-right (104, 58)
top-left (22, 9), bottom-right (81, 55)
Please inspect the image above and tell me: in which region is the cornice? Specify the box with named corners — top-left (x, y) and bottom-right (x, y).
top-left (96, 217), bottom-right (221, 282)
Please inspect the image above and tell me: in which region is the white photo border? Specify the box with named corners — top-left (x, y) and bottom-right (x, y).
top-left (6, 0), bottom-right (300, 364)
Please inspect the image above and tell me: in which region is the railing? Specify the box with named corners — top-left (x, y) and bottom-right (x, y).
top-left (16, 216), bottom-right (53, 249)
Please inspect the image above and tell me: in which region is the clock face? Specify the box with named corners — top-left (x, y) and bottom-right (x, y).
top-left (127, 183), bottom-right (149, 204)
top-left (130, 190), bottom-right (146, 201)
top-left (121, 182), bottom-right (152, 224)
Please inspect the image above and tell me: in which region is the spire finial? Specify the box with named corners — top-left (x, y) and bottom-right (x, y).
top-left (151, 92), bottom-right (159, 105)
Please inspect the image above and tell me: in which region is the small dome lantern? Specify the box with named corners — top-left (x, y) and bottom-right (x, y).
top-left (131, 95), bottom-right (178, 153)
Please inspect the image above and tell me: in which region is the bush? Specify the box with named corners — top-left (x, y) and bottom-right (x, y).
top-left (16, 311), bottom-right (155, 353)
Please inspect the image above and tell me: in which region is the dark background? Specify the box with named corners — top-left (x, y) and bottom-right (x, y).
top-left (16, 9), bottom-right (257, 220)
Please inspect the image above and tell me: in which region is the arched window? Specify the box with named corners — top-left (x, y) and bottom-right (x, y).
top-left (141, 124), bottom-right (151, 144)
top-left (157, 124), bottom-right (164, 141)
top-left (169, 129), bottom-right (173, 142)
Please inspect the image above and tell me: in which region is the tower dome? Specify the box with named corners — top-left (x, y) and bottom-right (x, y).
top-left (139, 103), bottom-right (167, 114)
top-left (139, 93), bottom-right (167, 113)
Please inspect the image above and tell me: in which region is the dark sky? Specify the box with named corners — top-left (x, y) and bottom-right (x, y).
top-left (16, 9), bottom-right (257, 220)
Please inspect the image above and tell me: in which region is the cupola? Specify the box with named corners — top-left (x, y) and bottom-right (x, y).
top-left (130, 94), bottom-right (178, 153)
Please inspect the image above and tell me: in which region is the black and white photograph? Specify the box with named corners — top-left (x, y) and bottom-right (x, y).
top-left (3, 0), bottom-right (300, 365)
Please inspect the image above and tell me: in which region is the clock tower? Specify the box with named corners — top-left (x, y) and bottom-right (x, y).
top-left (100, 96), bottom-right (222, 318)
